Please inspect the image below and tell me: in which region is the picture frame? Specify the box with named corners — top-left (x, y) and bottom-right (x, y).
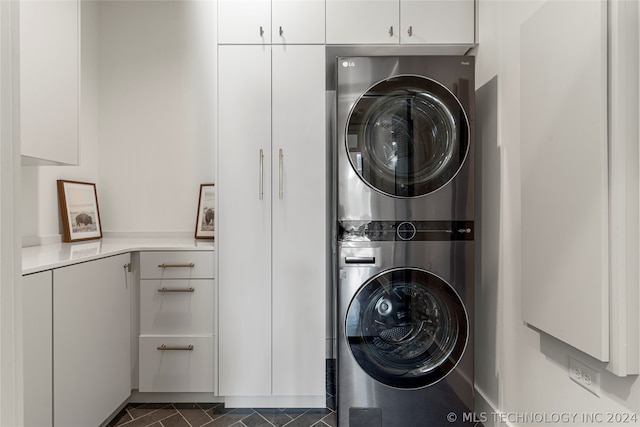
top-left (57, 180), bottom-right (103, 243)
top-left (195, 183), bottom-right (215, 239)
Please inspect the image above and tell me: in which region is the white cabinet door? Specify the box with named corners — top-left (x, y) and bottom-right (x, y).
top-left (326, 0), bottom-right (399, 44)
top-left (272, 0), bottom-right (325, 44)
top-left (20, 0), bottom-right (79, 165)
top-left (217, 0), bottom-right (271, 44)
top-left (271, 45), bottom-right (326, 396)
top-left (521, 0), bottom-right (609, 361)
top-left (218, 45), bottom-right (326, 402)
top-left (23, 271), bottom-right (53, 427)
top-left (218, 45), bottom-right (272, 396)
top-left (53, 254), bottom-right (131, 427)
top-left (400, 0), bottom-right (475, 44)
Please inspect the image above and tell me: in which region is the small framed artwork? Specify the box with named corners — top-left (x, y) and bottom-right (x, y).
top-left (57, 180), bottom-right (103, 242)
top-left (195, 183), bottom-right (215, 239)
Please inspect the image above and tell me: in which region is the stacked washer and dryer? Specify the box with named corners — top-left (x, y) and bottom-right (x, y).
top-left (335, 56), bottom-right (475, 426)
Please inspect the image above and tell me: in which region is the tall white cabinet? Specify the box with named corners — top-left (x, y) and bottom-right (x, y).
top-left (217, 44), bottom-right (326, 406)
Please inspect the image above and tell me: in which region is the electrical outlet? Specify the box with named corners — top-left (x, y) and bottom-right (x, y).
top-left (569, 356), bottom-right (600, 397)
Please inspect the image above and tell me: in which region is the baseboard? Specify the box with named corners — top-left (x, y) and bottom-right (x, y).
top-left (224, 395), bottom-right (326, 409)
top-left (129, 390), bottom-right (221, 404)
top-left (475, 386), bottom-right (512, 427)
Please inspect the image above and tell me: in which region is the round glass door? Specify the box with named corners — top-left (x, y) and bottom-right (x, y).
top-left (346, 267), bottom-right (468, 389)
top-left (346, 75), bottom-right (469, 198)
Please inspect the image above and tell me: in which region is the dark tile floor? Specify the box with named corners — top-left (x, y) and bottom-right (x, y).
top-left (107, 361), bottom-right (337, 427)
top-left (107, 403), bottom-right (336, 427)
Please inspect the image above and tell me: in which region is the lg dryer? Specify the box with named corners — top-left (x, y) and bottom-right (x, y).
top-left (336, 56), bottom-right (474, 223)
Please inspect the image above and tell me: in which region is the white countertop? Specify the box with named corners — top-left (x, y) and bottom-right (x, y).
top-left (22, 237), bottom-right (214, 275)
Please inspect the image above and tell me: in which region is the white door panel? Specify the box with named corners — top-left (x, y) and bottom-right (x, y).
top-left (218, 45), bottom-right (273, 396)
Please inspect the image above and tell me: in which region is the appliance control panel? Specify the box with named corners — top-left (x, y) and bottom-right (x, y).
top-left (339, 220), bottom-right (474, 242)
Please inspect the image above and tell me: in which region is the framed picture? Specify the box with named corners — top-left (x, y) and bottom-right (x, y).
top-left (57, 180), bottom-right (103, 242)
top-left (195, 183), bottom-right (215, 239)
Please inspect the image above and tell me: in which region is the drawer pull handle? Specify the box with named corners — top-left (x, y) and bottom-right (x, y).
top-left (157, 344), bottom-right (194, 351)
top-left (158, 287), bottom-right (195, 293)
top-left (158, 263), bottom-right (195, 268)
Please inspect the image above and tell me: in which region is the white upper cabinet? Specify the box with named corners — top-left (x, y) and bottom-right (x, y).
top-left (326, 0), bottom-right (399, 44)
top-left (20, 0), bottom-right (79, 166)
top-left (218, 0), bottom-right (271, 44)
top-left (218, 0), bottom-right (325, 44)
top-left (326, 0), bottom-right (475, 45)
top-left (400, 0), bottom-right (474, 44)
top-left (272, 0), bottom-right (325, 44)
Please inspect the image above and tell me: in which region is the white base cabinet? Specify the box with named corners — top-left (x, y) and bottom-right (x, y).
top-left (218, 44), bottom-right (326, 404)
top-left (139, 336), bottom-right (215, 393)
top-left (53, 254), bottom-right (132, 427)
top-left (138, 251), bottom-right (215, 393)
top-left (23, 271), bottom-right (53, 427)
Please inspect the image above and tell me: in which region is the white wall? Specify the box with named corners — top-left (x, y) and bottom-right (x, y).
top-left (475, 1), bottom-right (640, 425)
top-left (97, 0), bottom-right (216, 236)
top-left (21, 0), bottom-right (216, 243)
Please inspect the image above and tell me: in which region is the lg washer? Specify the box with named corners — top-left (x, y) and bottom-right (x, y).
top-left (337, 221), bottom-right (474, 426)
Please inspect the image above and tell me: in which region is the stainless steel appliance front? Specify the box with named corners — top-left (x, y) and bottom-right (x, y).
top-left (337, 238), bottom-right (474, 426)
top-left (336, 56), bottom-right (475, 221)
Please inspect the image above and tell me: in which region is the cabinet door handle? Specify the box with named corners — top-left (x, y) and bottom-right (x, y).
top-left (157, 344), bottom-right (194, 351)
top-left (407, 26), bottom-right (413, 37)
top-left (389, 26), bottom-right (394, 37)
top-left (158, 287), bottom-right (195, 293)
top-left (157, 263), bottom-right (195, 268)
top-left (259, 26), bottom-right (264, 37)
top-left (279, 148), bottom-right (284, 200)
top-left (279, 26), bottom-right (283, 37)
top-left (259, 149), bottom-right (264, 200)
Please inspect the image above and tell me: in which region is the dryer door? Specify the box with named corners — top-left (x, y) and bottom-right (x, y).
top-left (346, 75), bottom-right (469, 198)
top-left (346, 267), bottom-right (468, 389)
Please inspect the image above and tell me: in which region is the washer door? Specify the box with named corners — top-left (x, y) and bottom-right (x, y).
top-left (346, 75), bottom-right (469, 198)
top-left (346, 267), bottom-right (468, 389)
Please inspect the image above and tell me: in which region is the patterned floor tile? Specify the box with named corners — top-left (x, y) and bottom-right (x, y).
top-left (106, 360), bottom-right (337, 427)
top-left (160, 413), bottom-right (190, 427)
top-left (119, 406), bottom-right (178, 427)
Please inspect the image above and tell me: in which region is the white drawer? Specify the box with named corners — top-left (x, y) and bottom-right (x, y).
top-left (140, 279), bottom-right (214, 335)
top-left (140, 251), bottom-right (214, 279)
top-left (139, 336), bottom-right (214, 393)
